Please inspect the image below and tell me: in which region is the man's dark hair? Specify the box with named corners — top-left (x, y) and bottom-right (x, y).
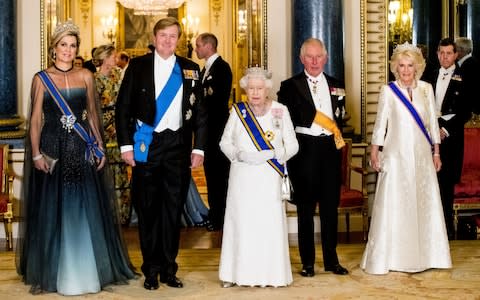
top-left (438, 38), bottom-right (456, 52)
top-left (119, 51), bottom-right (130, 62)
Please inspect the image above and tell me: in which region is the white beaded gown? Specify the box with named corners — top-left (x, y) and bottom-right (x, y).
top-left (219, 101), bottom-right (299, 287)
top-left (360, 81), bottom-right (452, 274)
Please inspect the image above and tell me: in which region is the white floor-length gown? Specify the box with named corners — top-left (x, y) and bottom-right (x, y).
top-left (360, 81), bottom-right (452, 274)
top-left (219, 101), bottom-right (298, 287)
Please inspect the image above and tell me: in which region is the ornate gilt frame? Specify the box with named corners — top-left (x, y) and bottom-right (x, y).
top-left (40, 0), bottom-right (70, 69)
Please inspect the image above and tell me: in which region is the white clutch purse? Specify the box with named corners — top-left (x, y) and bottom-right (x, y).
top-left (42, 152), bottom-right (58, 174)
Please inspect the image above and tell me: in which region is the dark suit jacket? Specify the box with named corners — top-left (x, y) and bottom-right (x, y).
top-left (459, 56), bottom-right (480, 114)
top-left (427, 66), bottom-right (471, 181)
top-left (115, 53), bottom-right (207, 152)
top-left (202, 56), bottom-right (232, 144)
top-left (276, 72), bottom-right (345, 130)
top-left (83, 60), bottom-right (96, 73)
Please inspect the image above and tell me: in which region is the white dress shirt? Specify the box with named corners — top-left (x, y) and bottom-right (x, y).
top-left (120, 52), bottom-right (183, 153)
top-left (435, 65), bottom-right (455, 117)
top-left (295, 72), bottom-right (334, 136)
top-left (202, 53), bottom-right (219, 83)
top-left (152, 52), bottom-right (183, 132)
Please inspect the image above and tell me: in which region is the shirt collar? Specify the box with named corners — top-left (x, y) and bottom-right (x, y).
top-left (205, 53), bottom-right (219, 70)
top-left (304, 70), bottom-right (324, 82)
top-left (440, 65), bottom-right (456, 74)
top-left (458, 53), bottom-right (472, 66)
top-left (154, 51), bottom-right (176, 66)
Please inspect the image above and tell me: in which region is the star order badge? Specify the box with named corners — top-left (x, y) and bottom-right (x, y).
top-left (189, 93), bottom-right (196, 105)
top-left (140, 142), bottom-right (146, 152)
top-left (265, 130), bottom-right (275, 141)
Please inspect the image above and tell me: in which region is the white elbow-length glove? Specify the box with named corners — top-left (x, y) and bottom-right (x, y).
top-left (273, 146), bottom-right (286, 164)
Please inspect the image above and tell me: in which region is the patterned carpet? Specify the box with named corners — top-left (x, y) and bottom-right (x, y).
top-left (1, 240), bottom-right (480, 299)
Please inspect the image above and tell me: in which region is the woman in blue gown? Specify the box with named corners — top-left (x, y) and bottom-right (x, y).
top-left (16, 20), bottom-right (136, 295)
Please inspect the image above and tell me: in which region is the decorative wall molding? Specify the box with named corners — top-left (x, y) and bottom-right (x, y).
top-left (211, 0), bottom-right (222, 26)
top-left (364, 0), bottom-right (388, 209)
top-left (80, 0), bottom-right (91, 26)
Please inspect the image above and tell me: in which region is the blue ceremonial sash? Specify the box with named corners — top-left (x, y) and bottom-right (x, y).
top-left (233, 102), bottom-right (285, 177)
top-left (133, 62), bottom-right (182, 162)
top-left (388, 82), bottom-right (433, 146)
top-left (37, 71), bottom-right (104, 163)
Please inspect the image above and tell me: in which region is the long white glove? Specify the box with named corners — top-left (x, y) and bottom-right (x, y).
top-left (237, 150), bottom-right (274, 165)
top-left (273, 146), bottom-right (286, 164)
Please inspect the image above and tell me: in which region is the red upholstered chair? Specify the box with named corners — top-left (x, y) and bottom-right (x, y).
top-left (453, 121), bottom-right (480, 239)
top-left (0, 144), bottom-right (14, 250)
top-left (338, 139), bottom-right (369, 241)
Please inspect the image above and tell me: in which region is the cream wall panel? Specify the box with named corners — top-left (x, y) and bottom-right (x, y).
top-left (17, 0), bottom-right (41, 120)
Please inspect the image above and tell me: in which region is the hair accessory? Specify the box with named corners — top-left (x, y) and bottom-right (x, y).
top-left (53, 19), bottom-right (80, 37)
top-left (393, 42), bottom-right (422, 56)
top-left (244, 66), bottom-right (272, 79)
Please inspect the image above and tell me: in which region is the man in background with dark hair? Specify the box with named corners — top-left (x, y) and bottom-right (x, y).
top-left (117, 51), bottom-right (130, 80)
top-left (83, 47), bottom-right (97, 73)
top-left (424, 38), bottom-right (472, 239)
top-left (195, 32), bottom-right (232, 232)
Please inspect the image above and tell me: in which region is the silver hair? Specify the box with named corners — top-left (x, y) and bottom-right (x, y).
top-left (239, 67), bottom-right (273, 90)
top-left (455, 37), bottom-right (473, 54)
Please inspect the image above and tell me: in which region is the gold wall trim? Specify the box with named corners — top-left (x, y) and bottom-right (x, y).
top-left (40, 0), bottom-right (46, 70)
top-left (211, 0), bottom-right (222, 26)
top-left (361, 0), bottom-right (366, 140)
top-left (262, 0), bottom-right (267, 69)
top-left (0, 117), bottom-right (26, 139)
top-left (364, 0), bottom-right (388, 206)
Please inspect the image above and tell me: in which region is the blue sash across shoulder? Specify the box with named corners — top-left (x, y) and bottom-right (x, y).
top-left (133, 62), bottom-right (182, 162)
top-left (37, 71), bottom-right (104, 163)
top-left (233, 102), bottom-right (285, 177)
top-left (388, 82), bottom-right (433, 147)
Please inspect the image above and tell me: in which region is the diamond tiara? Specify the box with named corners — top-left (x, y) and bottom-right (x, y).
top-left (393, 42), bottom-right (422, 56)
top-left (53, 19), bottom-right (80, 37)
top-left (244, 66), bottom-right (272, 79)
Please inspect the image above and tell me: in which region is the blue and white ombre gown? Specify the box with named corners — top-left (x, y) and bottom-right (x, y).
top-left (16, 68), bottom-right (137, 295)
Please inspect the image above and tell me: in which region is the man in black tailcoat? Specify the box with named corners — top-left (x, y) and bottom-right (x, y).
top-left (195, 32), bottom-right (233, 231)
top-left (277, 38), bottom-right (348, 276)
top-left (116, 17), bottom-right (207, 290)
top-left (425, 38), bottom-right (471, 239)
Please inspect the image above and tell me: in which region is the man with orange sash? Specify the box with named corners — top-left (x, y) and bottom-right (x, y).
top-left (277, 38), bottom-right (348, 276)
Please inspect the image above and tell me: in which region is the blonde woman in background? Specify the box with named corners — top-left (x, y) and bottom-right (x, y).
top-left (93, 44), bottom-right (133, 225)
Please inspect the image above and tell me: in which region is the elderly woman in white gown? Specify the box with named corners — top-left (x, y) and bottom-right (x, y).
top-left (360, 43), bottom-right (452, 275)
top-left (218, 67), bottom-right (299, 287)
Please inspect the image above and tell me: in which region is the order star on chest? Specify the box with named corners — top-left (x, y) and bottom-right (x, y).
top-left (189, 93), bottom-right (196, 105)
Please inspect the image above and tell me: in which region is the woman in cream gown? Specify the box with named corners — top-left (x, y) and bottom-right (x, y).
top-left (219, 67), bottom-right (299, 287)
top-left (360, 43), bottom-right (451, 275)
